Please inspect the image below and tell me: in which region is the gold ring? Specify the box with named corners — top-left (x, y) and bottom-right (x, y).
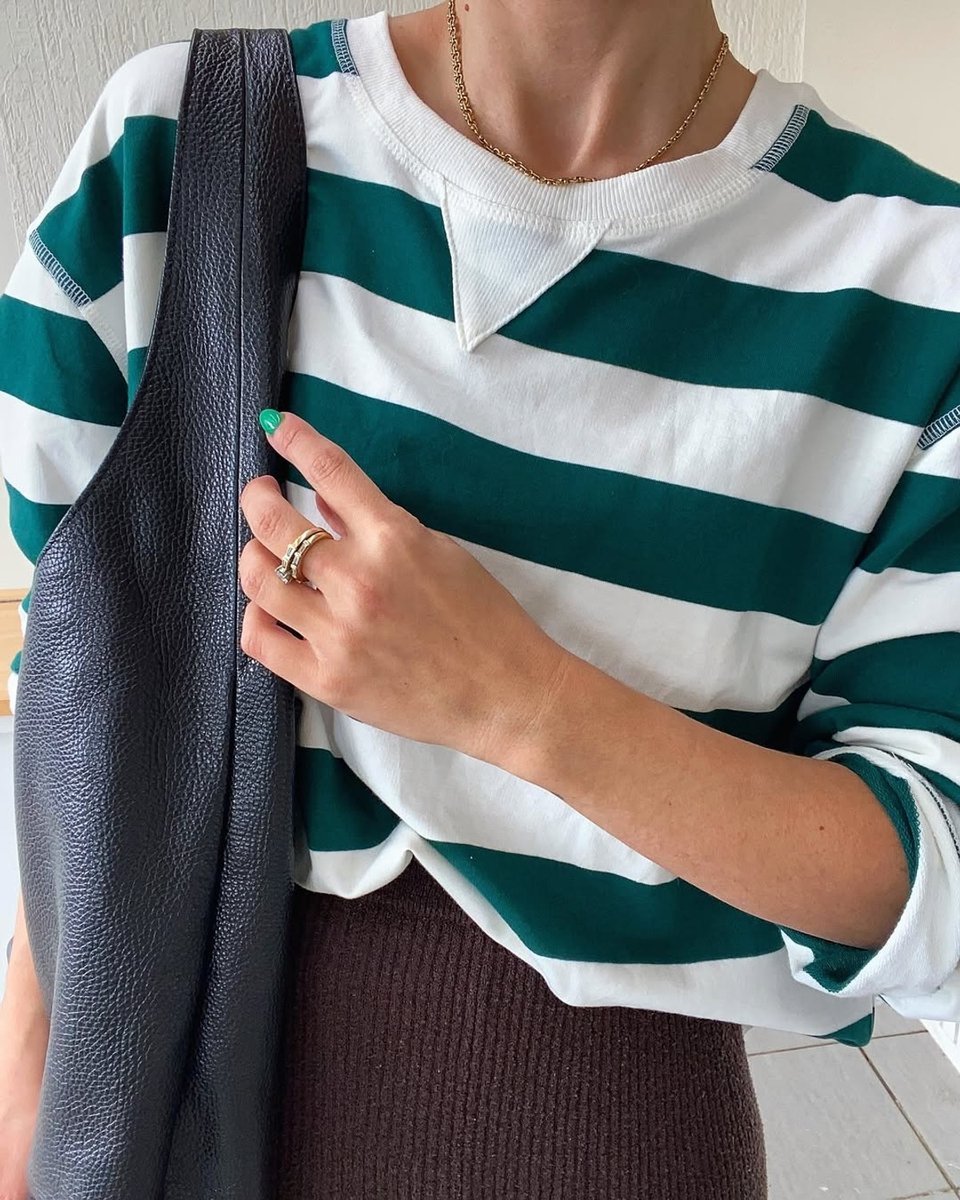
top-left (276, 525), bottom-right (334, 585)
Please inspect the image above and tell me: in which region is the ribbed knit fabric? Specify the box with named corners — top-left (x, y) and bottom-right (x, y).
top-left (272, 855), bottom-right (767, 1199)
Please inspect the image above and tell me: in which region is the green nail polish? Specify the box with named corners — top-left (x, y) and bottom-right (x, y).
top-left (259, 408), bottom-right (283, 434)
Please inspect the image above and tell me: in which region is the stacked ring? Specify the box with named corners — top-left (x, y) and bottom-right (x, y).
top-left (275, 525), bottom-right (334, 584)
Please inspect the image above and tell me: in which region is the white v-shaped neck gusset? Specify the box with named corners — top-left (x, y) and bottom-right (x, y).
top-left (441, 180), bottom-right (610, 351)
top-left (339, 9), bottom-right (811, 350)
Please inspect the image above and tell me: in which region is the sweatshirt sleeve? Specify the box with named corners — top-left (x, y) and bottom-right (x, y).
top-left (780, 411), bottom-right (960, 1020)
top-left (0, 42), bottom-right (185, 716)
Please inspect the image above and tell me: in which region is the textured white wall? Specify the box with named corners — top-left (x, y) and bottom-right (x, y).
top-left (804, 0), bottom-right (960, 180)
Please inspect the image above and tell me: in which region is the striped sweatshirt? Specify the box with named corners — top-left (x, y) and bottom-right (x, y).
top-left (2, 10), bottom-right (960, 1048)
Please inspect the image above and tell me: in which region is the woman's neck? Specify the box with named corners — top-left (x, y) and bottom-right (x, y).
top-left (387, 0), bottom-right (758, 181)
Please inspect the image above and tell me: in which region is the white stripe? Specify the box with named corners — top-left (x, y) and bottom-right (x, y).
top-left (290, 272), bottom-right (912, 532)
top-left (296, 688), bottom-right (338, 753)
top-left (123, 232), bottom-right (167, 351)
top-left (299, 70), bottom-right (960, 314)
top-left (909, 427), bottom-right (960, 480)
top-left (796, 689), bottom-right (849, 722)
top-left (294, 830), bottom-right (872, 1036)
top-left (610, 169), bottom-right (960, 313)
top-left (315, 693), bottom-right (678, 886)
top-left (0, 389), bottom-right (120, 506)
top-left (3, 244), bottom-right (88, 317)
top-left (283, 477), bottom-right (818, 715)
top-left (299, 71), bottom-right (440, 207)
top-left (833, 726), bottom-right (960, 788)
top-left (817, 566), bottom-right (960, 660)
top-left (84, 282), bottom-right (127, 377)
top-left (5, 240), bottom-right (126, 376)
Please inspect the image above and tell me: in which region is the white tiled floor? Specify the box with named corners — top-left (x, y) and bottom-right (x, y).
top-left (747, 1003), bottom-right (960, 1200)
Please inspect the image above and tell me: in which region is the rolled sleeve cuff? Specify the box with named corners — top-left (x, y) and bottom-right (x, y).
top-left (778, 746), bottom-right (960, 1018)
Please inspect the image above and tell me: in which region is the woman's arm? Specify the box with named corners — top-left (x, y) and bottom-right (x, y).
top-left (486, 423), bottom-right (960, 1009)
top-left (2, 892), bottom-right (47, 1022)
top-left (0, 891), bottom-right (49, 1200)
top-left (496, 655), bottom-right (909, 950)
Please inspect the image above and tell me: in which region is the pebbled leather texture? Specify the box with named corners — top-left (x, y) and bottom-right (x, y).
top-left (13, 27), bottom-right (307, 1200)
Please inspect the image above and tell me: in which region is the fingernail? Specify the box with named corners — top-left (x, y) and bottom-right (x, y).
top-left (259, 408), bottom-right (283, 434)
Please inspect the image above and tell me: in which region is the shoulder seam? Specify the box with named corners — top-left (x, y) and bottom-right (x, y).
top-left (28, 229), bottom-right (92, 308)
top-left (27, 228), bottom-right (127, 380)
top-left (917, 405), bottom-right (960, 451)
top-left (752, 104), bottom-right (810, 173)
top-left (330, 18), bottom-right (358, 75)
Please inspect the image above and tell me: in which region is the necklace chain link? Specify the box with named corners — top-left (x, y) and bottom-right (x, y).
top-left (446, 0), bottom-right (730, 187)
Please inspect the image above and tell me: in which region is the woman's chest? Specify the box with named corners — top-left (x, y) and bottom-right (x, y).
top-left (279, 248), bottom-right (923, 722)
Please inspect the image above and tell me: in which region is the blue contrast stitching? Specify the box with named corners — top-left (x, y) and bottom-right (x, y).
top-left (28, 229), bottom-right (91, 308)
top-left (917, 405), bottom-right (960, 451)
top-left (752, 104), bottom-right (810, 172)
top-left (331, 18), bottom-right (359, 76)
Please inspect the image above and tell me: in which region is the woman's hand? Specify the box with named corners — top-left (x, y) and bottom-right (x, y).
top-left (237, 410), bottom-right (571, 766)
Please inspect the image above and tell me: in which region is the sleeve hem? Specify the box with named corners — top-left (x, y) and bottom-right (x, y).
top-left (779, 746), bottom-right (960, 1016)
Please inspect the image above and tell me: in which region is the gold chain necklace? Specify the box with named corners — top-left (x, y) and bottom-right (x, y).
top-left (446, 0), bottom-right (730, 186)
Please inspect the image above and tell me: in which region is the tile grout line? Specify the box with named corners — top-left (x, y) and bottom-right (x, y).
top-left (858, 1045), bottom-right (958, 1193)
top-left (747, 1030), bottom-right (929, 1057)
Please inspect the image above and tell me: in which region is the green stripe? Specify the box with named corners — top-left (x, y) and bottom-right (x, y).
top-left (300, 699), bottom-right (814, 852)
top-left (775, 109), bottom-right (960, 207)
top-left (861, 468), bottom-right (960, 576)
top-left (0, 295), bottom-right (127, 425)
top-left (283, 373), bottom-right (860, 624)
top-left (683, 683), bottom-right (806, 750)
top-left (433, 841), bottom-right (785, 965)
top-left (4, 480), bottom-right (71, 565)
top-left (921, 367), bottom-right (960, 434)
top-left (306, 169), bottom-right (958, 427)
top-left (797, 700), bottom-right (960, 752)
top-left (805, 634), bottom-right (960, 722)
top-left (909, 764), bottom-right (960, 813)
top-left (289, 20), bottom-right (344, 79)
top-left (296, 746), bottom-right (400, 851)
top-left (821, 1012), bottom-right (874, 1048)
top-left (304, 171), bottom-right (452, 318)
top-left (504, 248), bottom-right (958, 426)
top-left (297, 765), bottom-right (786, 964)
top-left (46, 134), bottom-right (959, 427)
top-left (129, 345), bottom-right (148, 405)
top-left (33, 116), bottom-right (177, 302)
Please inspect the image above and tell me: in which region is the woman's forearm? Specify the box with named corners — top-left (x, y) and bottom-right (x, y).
top-left (491, 651), bottom-right (910, 953)
top-left (2, 893), bottom-right (48, 1031)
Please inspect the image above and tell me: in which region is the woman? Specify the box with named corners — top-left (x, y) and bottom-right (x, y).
top-left (3, 0), bottom-right (960, 1195)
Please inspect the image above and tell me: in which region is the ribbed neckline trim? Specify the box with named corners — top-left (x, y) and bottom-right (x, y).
top-left (337, 9), bottom-right (810, 227)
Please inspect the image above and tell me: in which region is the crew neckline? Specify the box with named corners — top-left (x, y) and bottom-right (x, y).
top-left (336, 9), bottom-right (812, 227)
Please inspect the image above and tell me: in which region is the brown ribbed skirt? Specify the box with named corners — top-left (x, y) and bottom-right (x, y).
top-left (273, 856), bottom-right (768, 1199)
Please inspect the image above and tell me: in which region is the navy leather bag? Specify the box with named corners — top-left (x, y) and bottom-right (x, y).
top-left (13, 25), bottom-right (307, 1199)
